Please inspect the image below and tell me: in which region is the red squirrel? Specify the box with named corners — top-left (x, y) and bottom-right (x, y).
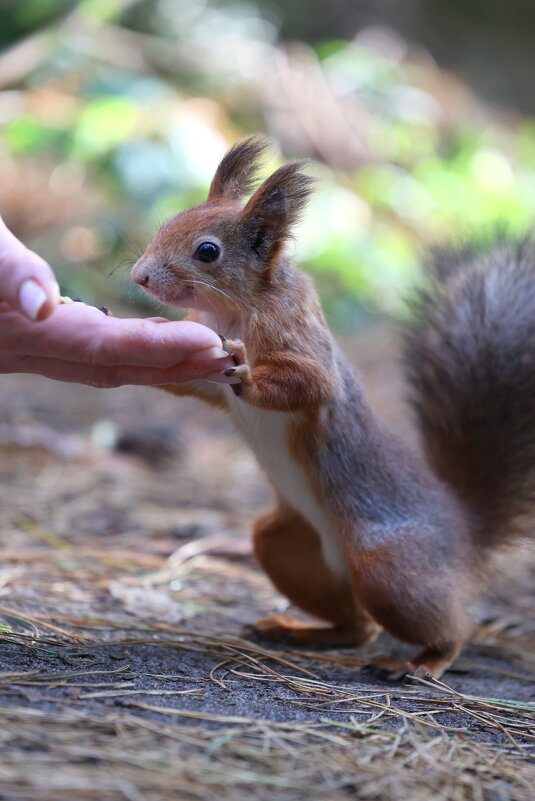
top-left (131, 136), bottom-right (535, 679)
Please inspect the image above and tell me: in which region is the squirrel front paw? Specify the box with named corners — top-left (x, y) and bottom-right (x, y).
top-left (219, 335), bottom-right (247, 366)
top-left (223, 364), bottom-right (252, 383)
top-left (219, 335), bottom-right (251, 395)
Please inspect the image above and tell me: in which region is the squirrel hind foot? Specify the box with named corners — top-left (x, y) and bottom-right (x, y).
top-left (364, 644), bottom-right (460, 681)
top-left (363, 658), bottom-right (424, 683)
top-left (246, 613), bottom-right (379, 649)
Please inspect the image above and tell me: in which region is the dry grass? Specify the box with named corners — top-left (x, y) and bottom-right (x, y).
top-left (1, 563), bottom-right (533, 801)
top-left (1, 704), bottom-right (533, 801)
top-left (1, 616), bottom-right (534, 801)
top-left (0, 352), bottom-right (534, 801)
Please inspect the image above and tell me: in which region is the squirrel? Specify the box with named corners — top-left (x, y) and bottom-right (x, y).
top-left (131, 136), bottom-right (535, 679)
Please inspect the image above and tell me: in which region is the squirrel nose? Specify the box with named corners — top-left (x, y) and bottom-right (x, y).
top-left (131, 257), bottom-right (153, 287)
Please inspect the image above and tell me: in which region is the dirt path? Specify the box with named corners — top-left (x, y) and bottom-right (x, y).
top-left (0, 329), bottom-right (533, 801)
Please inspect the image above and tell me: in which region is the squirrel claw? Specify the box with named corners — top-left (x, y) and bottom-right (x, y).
top-left (244, 615), bottom-right (295, 644)
top-left (362, 659), bottom-right (416, 683)
top-left (222, 363), bottom-right (252, 383)
top-left (241, 621), bottom-right (291, 644)
top-left (220, 337), bottom-right (247, 366)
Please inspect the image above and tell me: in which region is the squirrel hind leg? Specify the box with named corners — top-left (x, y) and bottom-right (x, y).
top-left (250, 505), bottom-right (381, 649)
top-left (350, 538), bottom-right (473, 679)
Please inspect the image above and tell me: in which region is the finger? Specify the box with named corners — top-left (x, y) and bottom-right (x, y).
top-left (13, 355), bottom-right (242, 387)
top-left (0, 218), bottom-right (60, 320)
top-left (12, 304), bottom-right (233, 369)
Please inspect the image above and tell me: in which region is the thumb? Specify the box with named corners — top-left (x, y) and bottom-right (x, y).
top-left (0, 217), bottom-right (60, 321)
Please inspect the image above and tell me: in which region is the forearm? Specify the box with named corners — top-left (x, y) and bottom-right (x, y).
top-left (234, 356), bottom-right (335, 411)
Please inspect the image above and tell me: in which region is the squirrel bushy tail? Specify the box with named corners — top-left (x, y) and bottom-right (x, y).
top-left (404, 239), bottom-right (535, 549)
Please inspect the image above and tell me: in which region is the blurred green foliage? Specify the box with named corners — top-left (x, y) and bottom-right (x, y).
top-left (1, 0), bottom-right (535, 327)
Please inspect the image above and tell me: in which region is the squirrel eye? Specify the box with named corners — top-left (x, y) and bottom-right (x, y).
top-left (194, 242), bottom-right (220, 263)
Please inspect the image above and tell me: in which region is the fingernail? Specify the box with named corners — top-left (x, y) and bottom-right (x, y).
top-left (192, 346), bottom-right (228, 361)
top-left (19, 279), bottom-right (47, 320)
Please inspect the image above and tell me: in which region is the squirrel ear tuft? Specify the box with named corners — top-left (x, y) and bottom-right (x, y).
top-left (239, 162), bottom-right (315, 265)
top-left (208, 135), bottom-right (270, 201)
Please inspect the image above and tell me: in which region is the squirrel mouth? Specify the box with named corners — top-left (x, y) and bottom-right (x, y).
top-left (141, 281), bottom-right (197, 309)
top-left (161, 285), bottom-right (196, 308)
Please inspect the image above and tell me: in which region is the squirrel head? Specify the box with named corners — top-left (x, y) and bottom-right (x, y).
top-left (131, 136), bottom-right (314, 314)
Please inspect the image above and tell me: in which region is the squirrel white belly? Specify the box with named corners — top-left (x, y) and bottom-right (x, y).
top-left (198, 308), bottom-right (349, 578)
top-left (227, 393), bottom-right (349, 578)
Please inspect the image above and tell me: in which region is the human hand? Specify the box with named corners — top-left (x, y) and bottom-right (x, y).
top-left (0, 216), bottom-right (235, 387)
top-left (0, 301), bottom-right (237, 387)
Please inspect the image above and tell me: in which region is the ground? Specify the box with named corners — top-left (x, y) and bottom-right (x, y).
top-left (0, 325), bottom-right (533, 801)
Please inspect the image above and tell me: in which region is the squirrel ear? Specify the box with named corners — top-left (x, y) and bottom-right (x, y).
top-left (208, 135), bottom-right (270, 201)
top-left (239, 162), bottom-right (314, 267)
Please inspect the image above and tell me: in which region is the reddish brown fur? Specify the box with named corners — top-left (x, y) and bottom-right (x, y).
top-left (132, 139), bottom-right (534, 680)
top-left (228, 348), bottom-right (334, 411)
top-left (208, 135), bottom-right (269, 201)
top-left (252, 505), bottom-right (380, 647)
